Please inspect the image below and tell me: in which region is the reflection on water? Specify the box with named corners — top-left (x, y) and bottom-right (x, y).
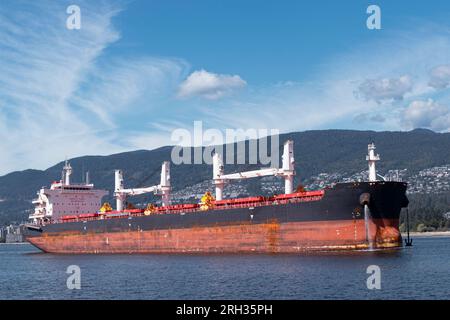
top-left (0, 236), bottom-right (448, 300)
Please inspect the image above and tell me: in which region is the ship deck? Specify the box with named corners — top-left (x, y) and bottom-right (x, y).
top-left (51, 190), bottom-right (326, 225)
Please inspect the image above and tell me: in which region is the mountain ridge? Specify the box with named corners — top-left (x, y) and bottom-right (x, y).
top-left (2, 128), bottom-right (450, 225)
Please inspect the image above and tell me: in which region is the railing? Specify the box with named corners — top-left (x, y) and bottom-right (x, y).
top-left (53, 192), bottom-right (325, 224)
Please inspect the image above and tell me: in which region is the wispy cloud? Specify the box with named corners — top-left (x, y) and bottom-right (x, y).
top-left (71, 57), bottom-right (188, 126)
top-left (0, 1), bottom-right (124, 174)
top-left (0, 1), bottom-right (189, 175)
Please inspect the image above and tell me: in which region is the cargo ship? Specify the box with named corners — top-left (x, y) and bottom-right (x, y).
top-left (25, 141), bottom-right (408, 254)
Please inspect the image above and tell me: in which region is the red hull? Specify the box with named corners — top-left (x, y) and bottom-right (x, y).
top-left (27, 218), bottom-right (401, 254)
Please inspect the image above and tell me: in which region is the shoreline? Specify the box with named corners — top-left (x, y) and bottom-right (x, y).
top-left (402, 231), bottom-right (450, 238)
top-left (0, 242), bottom-right (28, 245)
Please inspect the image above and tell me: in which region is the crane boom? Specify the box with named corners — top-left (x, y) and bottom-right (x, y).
top-left (118, 186), bottom-right (159, 196)
top-left (213, 140), bottom-right (296, 200)
top-left (114, 161), bottom-right (171, 211)
top-left (219, 168), bottom-right (281, 180)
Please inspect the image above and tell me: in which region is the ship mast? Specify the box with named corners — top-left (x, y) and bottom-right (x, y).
top-left (282, 139), bottom-right (295, 194)
top-left (366, 143), bottom-right (380, 182)
top-left (160, 161), bottom-right (171, 208)
top-left (62, 160), bottom-right (72, 185)
top-left (213, 140), bottom-right (296, 201)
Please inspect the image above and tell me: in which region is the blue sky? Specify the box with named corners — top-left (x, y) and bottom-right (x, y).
top-left (1, 0), bottom-right (450, 174)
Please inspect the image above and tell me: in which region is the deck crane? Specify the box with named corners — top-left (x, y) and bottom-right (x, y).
top-left (114, 161), bottom-right (171, 211)
top-left (213, 140), bottom-right (295, 201)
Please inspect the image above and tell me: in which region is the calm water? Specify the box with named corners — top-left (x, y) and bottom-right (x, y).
top-left (0, 237), bottom-right (449, 300)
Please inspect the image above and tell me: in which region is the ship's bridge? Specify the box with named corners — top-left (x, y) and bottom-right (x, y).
top-left (29, 161), bottom-right (108, 224)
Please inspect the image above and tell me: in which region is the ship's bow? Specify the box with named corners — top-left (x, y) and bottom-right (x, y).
top-left (359, 181), bottom-right (409, 249)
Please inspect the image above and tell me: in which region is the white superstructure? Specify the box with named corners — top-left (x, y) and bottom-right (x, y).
top-left (29, 161), bottom-right (108, 224)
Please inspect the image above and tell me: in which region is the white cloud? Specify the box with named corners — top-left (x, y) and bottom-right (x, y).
top-left (429, 65), bottom-right (450, 89)
top-left (356, 75), bottom-right (413, 103)
top-left (402, 99), bottom-right (450, 131)
top-left (177, 69), bottom-right (246, 100)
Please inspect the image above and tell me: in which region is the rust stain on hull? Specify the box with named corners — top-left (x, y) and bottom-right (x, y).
top-left (27, 219), bottom-right (402, 254)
